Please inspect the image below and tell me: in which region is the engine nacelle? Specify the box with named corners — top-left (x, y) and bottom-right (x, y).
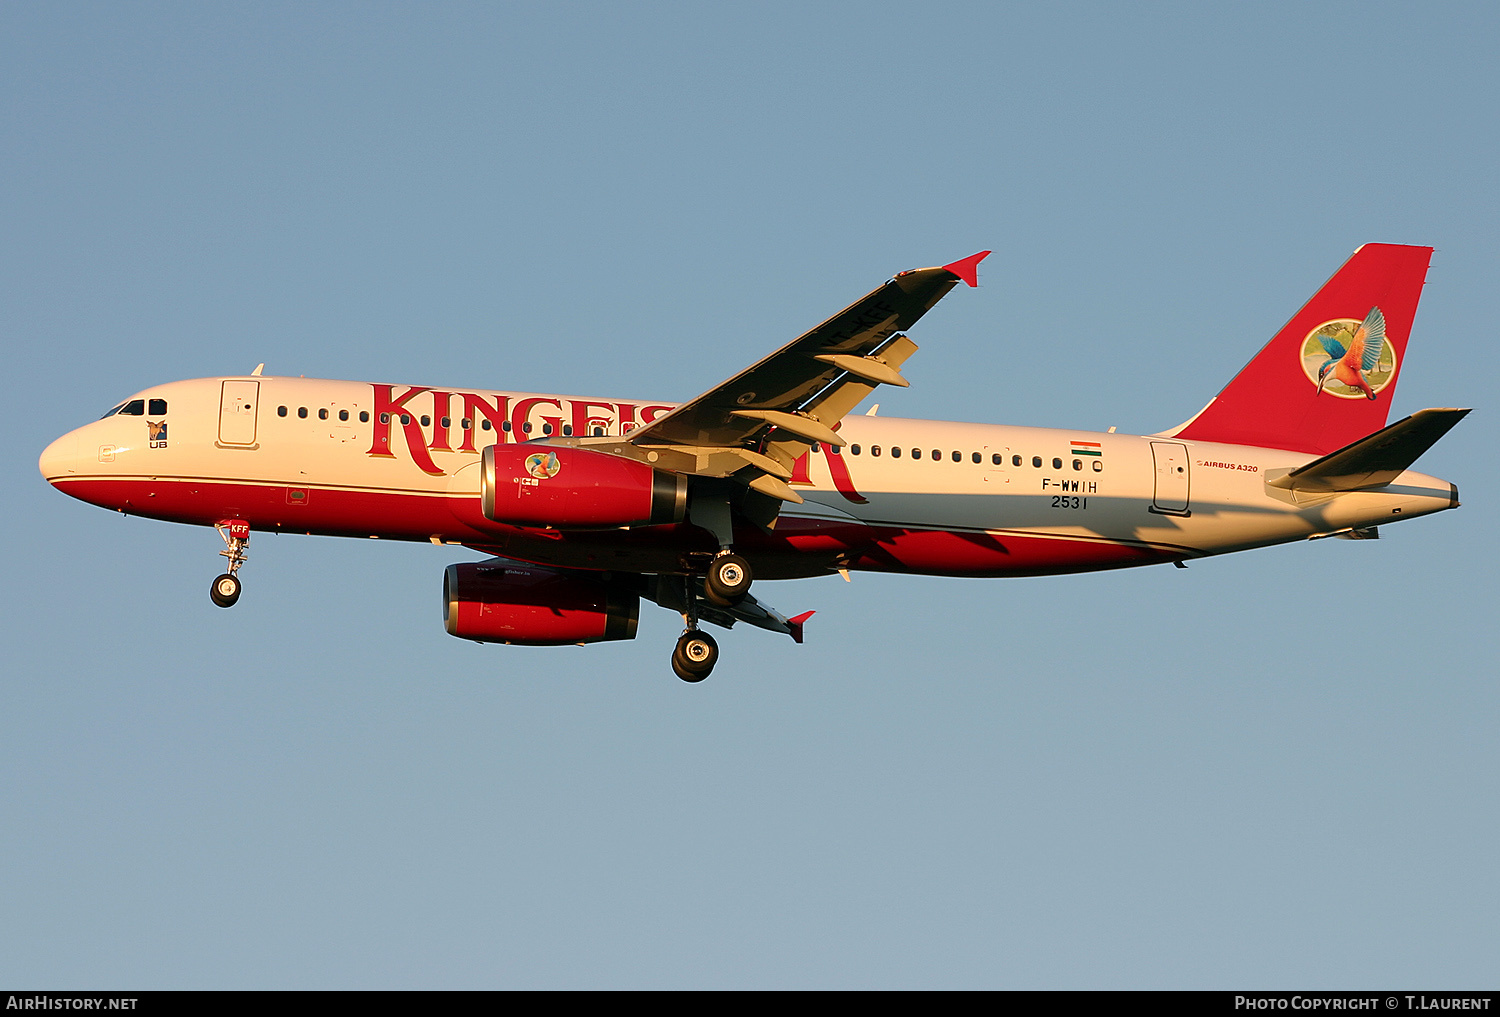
top-left (442, 562), bottom-right (639, 645)
top-left (480, 444), bottom-right (687, 528)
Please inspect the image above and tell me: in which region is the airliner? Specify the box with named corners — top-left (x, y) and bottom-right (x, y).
top-left (38, 244), bottom-right (1466, 681)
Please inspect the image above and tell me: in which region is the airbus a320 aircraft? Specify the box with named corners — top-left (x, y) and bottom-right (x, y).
top-left (39, 244), bottom-right (1466, 681)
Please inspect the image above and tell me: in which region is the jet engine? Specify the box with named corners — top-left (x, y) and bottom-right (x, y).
top-left (480, 444), bottom-right (687, 529)
top-left (442, 562), bottom-right (639, 645)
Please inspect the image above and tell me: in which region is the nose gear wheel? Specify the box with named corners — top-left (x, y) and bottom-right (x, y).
top-left (211, 520), bottom-right (250, 608)
top-left (210, 573), bottom-right (242, 608)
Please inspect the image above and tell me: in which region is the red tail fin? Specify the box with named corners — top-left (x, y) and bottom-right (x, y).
top-left (1171, 244), bottom-right (1432, 455)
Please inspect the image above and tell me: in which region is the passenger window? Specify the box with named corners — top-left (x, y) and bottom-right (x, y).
top-left (501, 421), bottom-right (511, 432)
top-left (119, 400), bottom-right (145, 416)
top-left (971, 452), bottom-right (981, 464)
top-left (400, 414), bottom-right (411, 425)
top-left (420, 415), bottom-right (431, 427)
top-left (871, 445), bottom-right (882, 457)
top-left (892, 447), bottom-right (902, 458)
top-left (851, 444), bottom-right (861, 455)
top-left (278, 406), bottom-right (288, 417)
top-left (148, 399), bottom-right (167, 415)
top-left (1013, 455), bottom-right (1022, 466)
top-left (592, 427), bottom-right (604, 437)
top-left (562, 424), bottom-right (572, 436)
top-left (1093, 460), bottom-right (1103, 473)
top-left (339, 410), bottom-right (349, 422)
top-left (1073, 459), bottom-right (1082, 470)
top-left (297, 407), bottom-right (307, 418)
top-left (542, 424), bottom-right (552, 435)
top-left (811, 442), bottom-right (821, 453)
top-left (912, 449), bottom-right (921, 459)
top-left (829, 444), bottom-right (841, 455)
top-left (523, 422), bottom-right (533, 434)
top-left (359, 411), bottom-right (369, 423)
top-left (1052, 457), bottom-right (1062, 470)
top-left (931, 449), bottom-right (940, 461)
top-left (461, 418), bottom-right (472, 429)
top-left (992, 454), bottom-right (1003, 465)
top-left (319, 408), bottom-right (329, 420)
top-left (380, 413), bottom-right (390, 424)
top-left (441, 416), bottom-right (451, 428)
top-left (481, 420), bottom-right (492, 430)
top-left (1032, 456), bottom-right (1042, 468)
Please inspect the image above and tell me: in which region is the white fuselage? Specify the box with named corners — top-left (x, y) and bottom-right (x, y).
top-left (39, 375), bottom-right (1458, 580)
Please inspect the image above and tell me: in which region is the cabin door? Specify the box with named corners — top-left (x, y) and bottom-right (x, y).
top-left (1150, 441), bottom-right (1190, 515)
top-left (218, 380), bottom-right (260, 447)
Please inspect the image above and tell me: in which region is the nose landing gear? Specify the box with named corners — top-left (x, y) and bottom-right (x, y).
top-left (210, 519), bottom-right (250, 608)
top-left (210, 573), bottom-right (242, 608)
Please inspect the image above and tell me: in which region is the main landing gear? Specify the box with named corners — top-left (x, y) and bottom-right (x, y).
top-left (669, 553), bottom-right (753, 681)
top-left (704, 551), bottom-right (752, 607)
top-left (210, 519), bottom-right (250, 608)
top-left (672, 629), bottom-right (719, 683)
top-left (671, 569), bottom-right (731, 683)
top-left (675, 494), bottom-right (752, 677)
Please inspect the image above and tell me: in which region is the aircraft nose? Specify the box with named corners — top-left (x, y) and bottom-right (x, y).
top-left (39, 431), bottom-right (80, 483)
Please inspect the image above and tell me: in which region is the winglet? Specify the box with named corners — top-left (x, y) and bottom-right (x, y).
top-left (942, 250), bottom-right (991, 288)
top-left (787, 610), bottom-right (815, 645)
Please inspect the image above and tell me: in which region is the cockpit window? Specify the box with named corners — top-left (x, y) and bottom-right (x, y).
top-left (148, 399), bottom-right (167, 415)
top-left (118, 399), bottom-right (145, 416)
top-left (99, 402), bottom-right (126, 419)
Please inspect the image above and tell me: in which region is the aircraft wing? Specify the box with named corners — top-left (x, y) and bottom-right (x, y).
top-left (621, 252), bottom-right (990, 501)
top-left (626, 573), bottom-right (814, 642)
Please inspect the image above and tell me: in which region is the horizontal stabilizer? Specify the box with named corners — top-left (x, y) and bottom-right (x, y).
top-left (1268, 408), bottom-right (1469, 495)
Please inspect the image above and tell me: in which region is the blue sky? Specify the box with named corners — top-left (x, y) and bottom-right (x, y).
top-left (2, 2), bottom-right (1496, 988)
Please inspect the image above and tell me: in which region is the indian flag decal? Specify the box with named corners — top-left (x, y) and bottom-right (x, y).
top-left (1070, 440), bottom-right (1102, 457)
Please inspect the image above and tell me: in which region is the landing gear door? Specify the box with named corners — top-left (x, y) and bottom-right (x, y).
top-left (1150, 441), bottom-right (1190, 515)
top-left (219, 380), bottom-right (260, 448)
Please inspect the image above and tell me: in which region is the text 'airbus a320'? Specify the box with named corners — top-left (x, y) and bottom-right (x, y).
top-left (40, 244), bottom-right (1466, 680)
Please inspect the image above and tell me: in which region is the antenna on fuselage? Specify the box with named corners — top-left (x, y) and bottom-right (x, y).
top-left (251, 363), bottom-right (264, 376)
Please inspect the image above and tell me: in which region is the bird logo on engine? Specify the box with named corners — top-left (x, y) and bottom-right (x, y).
top-left (525, 451), bottom-right (562, 480)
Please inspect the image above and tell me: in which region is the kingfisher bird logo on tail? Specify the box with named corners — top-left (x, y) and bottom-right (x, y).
top-left (1169, 243), bottom-right (1432, 455)
top-left (1305, 306), bottom-right (1394, 400)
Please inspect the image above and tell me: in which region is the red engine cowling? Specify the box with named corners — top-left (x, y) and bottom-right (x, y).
top-left (443, 562), bottom-right (639, 645)
top-left (480, 444), bottom-right (687, 529)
